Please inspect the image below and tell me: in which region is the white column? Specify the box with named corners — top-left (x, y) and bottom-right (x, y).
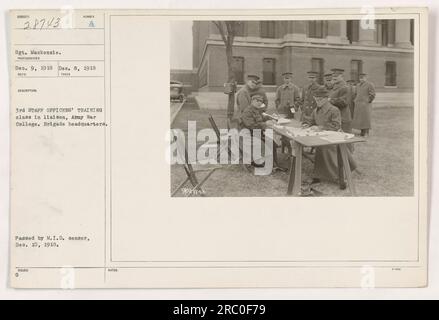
top-left (339, 20), bottom-right (349, 43)
top-left (358, 21), bottom-right (377, 46)
top-left (376, 22), bottom-right (382, 46)
top-left (292, 21), bottom-right (307, 41)
top-left (387, 20), bottom-right (396, 46)
top-left (395, 19), bottom-right (412, 48)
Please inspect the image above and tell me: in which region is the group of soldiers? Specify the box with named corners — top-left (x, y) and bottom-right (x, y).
top-left (234, 68), bottom-right (376, 137)
top-left (232, 68), bottom-right (376, 186)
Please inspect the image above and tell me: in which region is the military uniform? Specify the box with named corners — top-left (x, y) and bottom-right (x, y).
top-left (303, 87), bottom-right (357, 182)
top-left (302, 82), bottom-right (320, 121)
top-left (241, 104), bottom-right (269, 130)
top-left (303, 100), bottom-right (341, 131)
top-left (352, 80), bottom-right (376, 130)
top-left (329, 80), bottom-right (352, 133)
top-left (254, 86), bottom-right (269, 109)
top-left (346, 81), bottom-right (356, 118)
top-left (323, 71), bottom-right (333, 91)
top-left (232, 75), bottom-right (266, 125)
top-left (234, 85), bottom-right (268, 124)
top-left (324, 83), bottom-right (333, 91)
top-left (240, 97), bottom-right (278, 169)
top-left (275, 83), bottom-right (300, 116)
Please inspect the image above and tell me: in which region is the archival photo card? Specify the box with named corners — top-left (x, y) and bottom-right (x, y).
top-left (9, 8), bottom-right (428, 288)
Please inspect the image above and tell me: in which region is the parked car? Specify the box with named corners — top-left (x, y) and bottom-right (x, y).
top-left (170, 80), bottom-right (185, 102)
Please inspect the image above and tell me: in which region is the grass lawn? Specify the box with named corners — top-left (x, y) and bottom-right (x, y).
top-left (171, 105), bottom-right (414, 197)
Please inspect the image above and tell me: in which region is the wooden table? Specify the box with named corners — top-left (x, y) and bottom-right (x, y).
top-left (267, 119), bottom-right (366, 196)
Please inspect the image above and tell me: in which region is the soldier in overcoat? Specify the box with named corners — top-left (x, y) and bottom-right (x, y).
top-left (328, 68), bottom-right (352, 133)
top-left (352, 73), bottom-right (376, 137)
top-left (303, 87), bottom-right (357, 188)
top-left (275, 72), bottom-right (301, 118)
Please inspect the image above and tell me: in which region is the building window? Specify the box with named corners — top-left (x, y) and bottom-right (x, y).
top-left (385, 61), bottom-right (397, 86)
top-left (233, 56), bottom-right (245, 84)
top-left (311, 58), bottom-right (324, 85)
top-left (410, 19), bottom-right (414, 45)
top-left (234, 21), bottom-right (245, 37)
top-left (262, 58), bottom-right (276, 85)
top-left (347, 20), bottom-right (359, 43)
top-left (260, 21), bottom-right (276, 38)
top-left (350, 60), bottom-right (363, 82)
top-left (308, 21), bottom-right (327, 39)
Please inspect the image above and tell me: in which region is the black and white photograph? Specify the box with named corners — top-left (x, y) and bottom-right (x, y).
top-left (170, 18), bottom-right (415, 197)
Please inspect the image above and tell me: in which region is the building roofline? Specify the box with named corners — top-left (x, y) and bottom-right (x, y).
top-left (195, 36), bottom-right (413, 75)
top-left (204, 38), bottom-right (414, 54)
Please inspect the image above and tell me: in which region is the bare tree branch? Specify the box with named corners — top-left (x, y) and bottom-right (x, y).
top-left (225, 21), bottom-right (232, 36)
top-left (212, 21), bottom-right (238, 120)
top-left (226, 22), bottom-right (234, 43)
top-left (213, 21), bottom-right (227, 44)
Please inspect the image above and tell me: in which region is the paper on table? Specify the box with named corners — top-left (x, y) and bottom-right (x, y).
top-left (277, 118), bottom-right (291, 125)
top-left (284, 127), bottom-right (328, 137)
top-left (320, 132), bottom-right (355, 143)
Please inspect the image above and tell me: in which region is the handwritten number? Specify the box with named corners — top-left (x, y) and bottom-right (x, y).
top-left (47, 17), bottom-right (54, 28)
top-left (53, 17), bottom-right (60, 28)
top-left (23, 17), bottom-right (61, 30)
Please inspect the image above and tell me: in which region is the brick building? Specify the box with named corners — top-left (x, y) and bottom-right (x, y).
top-left (192, 20), bottom-right (414, 94)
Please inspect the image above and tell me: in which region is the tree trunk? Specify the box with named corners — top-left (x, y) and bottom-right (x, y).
top-left (225, 42), bottom-right (235, 120)
top-left (212, 21), bottom-right (237, 121)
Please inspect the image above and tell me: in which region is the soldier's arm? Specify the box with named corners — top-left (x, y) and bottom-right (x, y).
top-left (242, 110), bottom-right (266, 130)
top-left (368, 83), bottom-right (376, 103)
top-left (274, 88), bottom-right (280, 108)
top-left (263, 92), bottom-right (269, 107)
top-left (236, 91), bottom-right (247, 110)
top-left (330, 87), bottom-right (348, 109)
top-left (256, 119), bottom-right (267, 130)
top-left (295, 88), bottom-right (304, 109)
top-left (302, 110), bottom-right (316, 127)
top-left (235, 90), bottom-right (241, 106)
top-left (293, 86), bottom-right (301, 103)
top-left (298, 87), bottom-right (305, 104)
top-left (322, 109), bottom-right (342, 131)
top-left (241, 109), bottom-right (257, 129)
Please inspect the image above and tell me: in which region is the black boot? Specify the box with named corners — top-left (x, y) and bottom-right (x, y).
top-left (251, 161), bottom-right (265, 168)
